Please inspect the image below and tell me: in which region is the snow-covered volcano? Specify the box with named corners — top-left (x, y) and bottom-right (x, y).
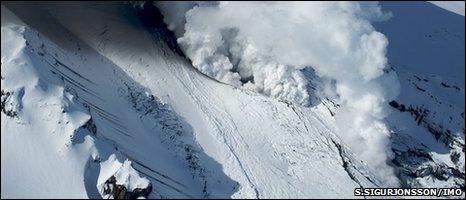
top-left (1, 1), bottom-right (464, 198)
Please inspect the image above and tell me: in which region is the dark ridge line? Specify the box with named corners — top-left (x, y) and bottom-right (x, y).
top-left (82, 100), bottom-right (122, 122)
top-left (137, 169), bottom-right (195, 198)
top-left (97, 113), bottom-right (131, 135)
top-left (136, 1), bottom-right (186, 58)
top-left (35, 44), bottom-right (96, 85)
top-left (53, 58), bottom-right (96, 85)
top-left (331, 139), bottom-right (380, 189)
top-left (96, 112), bottom-right (129, 131)
top-left (118, 151), bottom-right (195, 198)
top-left (45, 59), bottom-right (103, 100)
top-left (49, 69), bottom-right (104, 101)
top-left (129, 156), bottom-right (188, 189)
top-left (104, 122), bottom-right (133, 138)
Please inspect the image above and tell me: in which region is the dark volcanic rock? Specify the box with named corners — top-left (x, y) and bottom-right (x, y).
top-left (102, 175), bottom-right (152, 199)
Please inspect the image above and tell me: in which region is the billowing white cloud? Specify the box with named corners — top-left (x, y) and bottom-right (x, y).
top-left (156, 1), bottom-right (400, 186)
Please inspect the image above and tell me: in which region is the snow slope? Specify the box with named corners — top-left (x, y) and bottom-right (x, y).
top-left (375, 1), bottom-right (465, 189)
top-left (1, 1), bottom-right (464, 198)
top-left (430, 1), bottom-right (465, 16)
top-left (1, 2), bottom-right (379, 198)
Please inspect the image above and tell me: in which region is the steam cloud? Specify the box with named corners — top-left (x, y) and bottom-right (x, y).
top-left (156, 1), bottom-right (400, 186)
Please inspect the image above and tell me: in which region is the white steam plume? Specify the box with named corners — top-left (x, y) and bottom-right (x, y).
top-left (156, 1), bottom-right (400, 186)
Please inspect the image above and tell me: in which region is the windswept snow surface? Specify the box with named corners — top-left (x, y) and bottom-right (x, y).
top-left (1, 2), bottom-right (379, 198)
top-left (430, 1), bottom-right (465, 16)
top-left (1, 1), bottom-right (464, 199)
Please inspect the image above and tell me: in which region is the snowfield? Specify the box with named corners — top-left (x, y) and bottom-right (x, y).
top-left (1, 1), bottom-right (464, 199)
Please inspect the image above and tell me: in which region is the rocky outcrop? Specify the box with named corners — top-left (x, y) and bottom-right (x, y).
top-left (389, 100), bottom-right (465, 189)
top-left (102, 175), bottom-right (152, 199)
top-left (1, 89), bottom-right (19, 117)
top-left (98, 157), bottom-right (153, 199)
top-left (389, 100), bottom-right (464, 150)
top-left (392, 148), bottom-right (465, 189)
